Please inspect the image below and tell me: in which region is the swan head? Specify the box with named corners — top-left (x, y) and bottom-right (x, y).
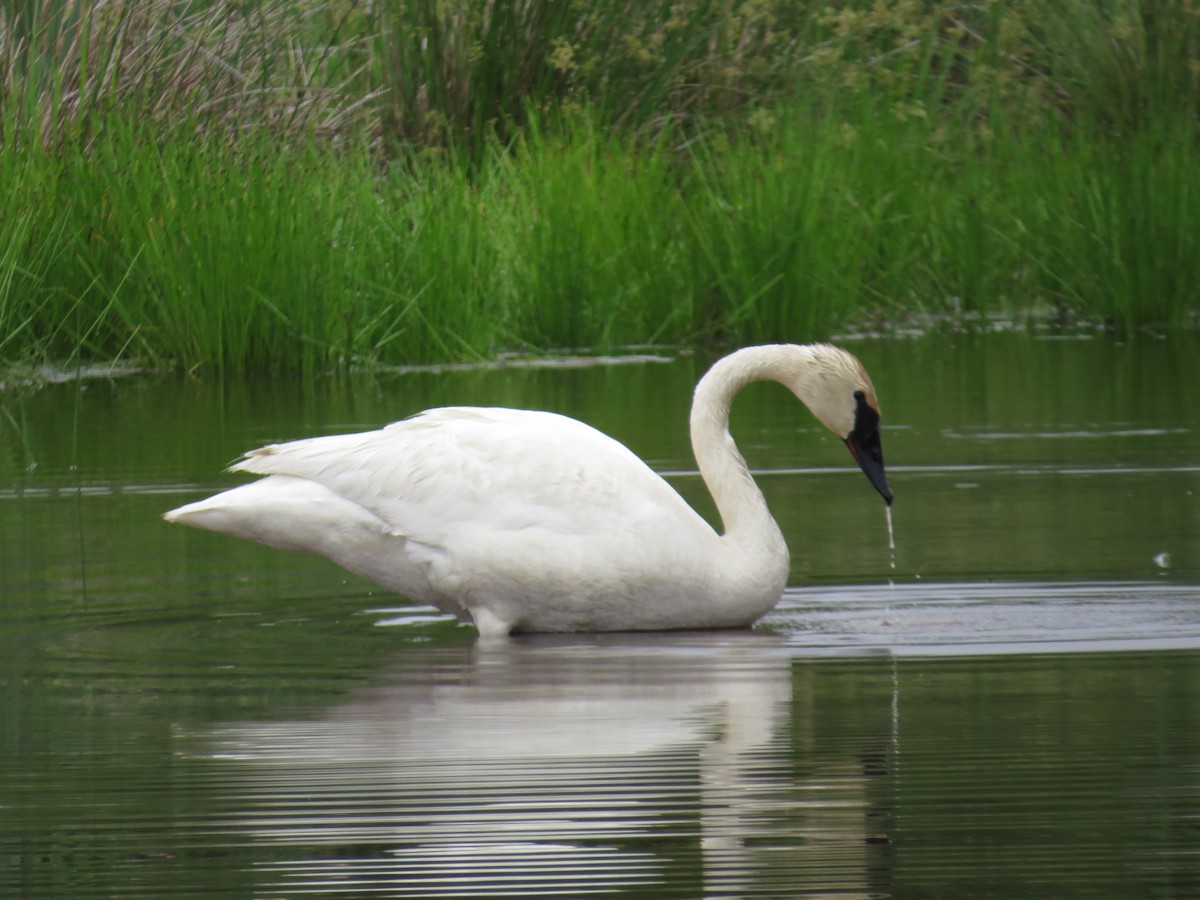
top-left (791, 344), bottom-right (893, 507)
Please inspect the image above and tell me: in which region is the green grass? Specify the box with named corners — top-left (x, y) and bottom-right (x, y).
top-left (1, 0), bottom-right (1197, 372)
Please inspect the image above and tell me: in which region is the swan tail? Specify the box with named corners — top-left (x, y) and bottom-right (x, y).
top-left (163, 476), bottom-right (399, 553)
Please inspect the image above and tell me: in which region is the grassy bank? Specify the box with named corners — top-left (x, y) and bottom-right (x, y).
top-left (1, 1), bottom-right (1197, 371)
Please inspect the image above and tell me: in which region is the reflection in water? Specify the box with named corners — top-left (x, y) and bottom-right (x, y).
top-left (190, 633), bottom-right (890, 897)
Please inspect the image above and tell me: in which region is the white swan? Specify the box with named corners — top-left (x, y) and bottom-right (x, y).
top-left (164, 344), bottom-right (892, 636)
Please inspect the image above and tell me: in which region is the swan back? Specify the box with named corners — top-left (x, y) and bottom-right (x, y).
top-left (231, 408), bottom-right (712, 545)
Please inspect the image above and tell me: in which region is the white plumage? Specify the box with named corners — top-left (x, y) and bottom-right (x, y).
top-left (164, 344), bottom-right (892, 636)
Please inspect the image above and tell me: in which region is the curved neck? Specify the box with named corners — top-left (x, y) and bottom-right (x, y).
top-left (689, 345), bottom-right (799, 549)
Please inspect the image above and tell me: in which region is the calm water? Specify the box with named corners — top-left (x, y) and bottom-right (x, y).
top-left (2, 333), bottom-right (1199, 898)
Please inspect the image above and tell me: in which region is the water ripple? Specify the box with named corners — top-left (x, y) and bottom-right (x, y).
top-left (770, 581), bottom-right (1200, 655)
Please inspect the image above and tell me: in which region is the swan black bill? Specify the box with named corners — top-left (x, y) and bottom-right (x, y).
top-left (845, 391), bottom-right (893, 506)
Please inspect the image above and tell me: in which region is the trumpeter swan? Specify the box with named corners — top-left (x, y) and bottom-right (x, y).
top-left (164, 344), bottom-right (892, 636)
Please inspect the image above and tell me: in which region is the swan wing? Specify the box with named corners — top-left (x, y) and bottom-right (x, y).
top-left (229, 407), bottom-right (714, 547)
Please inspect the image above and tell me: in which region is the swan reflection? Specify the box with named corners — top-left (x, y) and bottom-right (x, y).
top-left (193, 632), bottom-right (888, 897)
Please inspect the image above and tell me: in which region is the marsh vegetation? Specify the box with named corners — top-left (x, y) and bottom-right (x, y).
top-left (2, 0), bottom-right (1197, 371)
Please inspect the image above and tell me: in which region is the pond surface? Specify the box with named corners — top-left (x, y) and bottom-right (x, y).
top-left (2, 333), bottom-right (1199, 897)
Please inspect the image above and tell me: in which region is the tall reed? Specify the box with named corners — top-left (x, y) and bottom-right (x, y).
top-left (14, 0), bottom-right (1191, 153)
top-left (0, 0), bottom-right (378, 147)
top-left (5, 105), bottom-right (1193, 372)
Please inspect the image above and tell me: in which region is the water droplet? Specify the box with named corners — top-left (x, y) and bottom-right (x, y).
top-left (884, 505), bottom-right (896, 583)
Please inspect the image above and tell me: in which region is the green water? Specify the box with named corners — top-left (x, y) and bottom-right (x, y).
top-left (2, 334), bottom-right (1199, 897)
